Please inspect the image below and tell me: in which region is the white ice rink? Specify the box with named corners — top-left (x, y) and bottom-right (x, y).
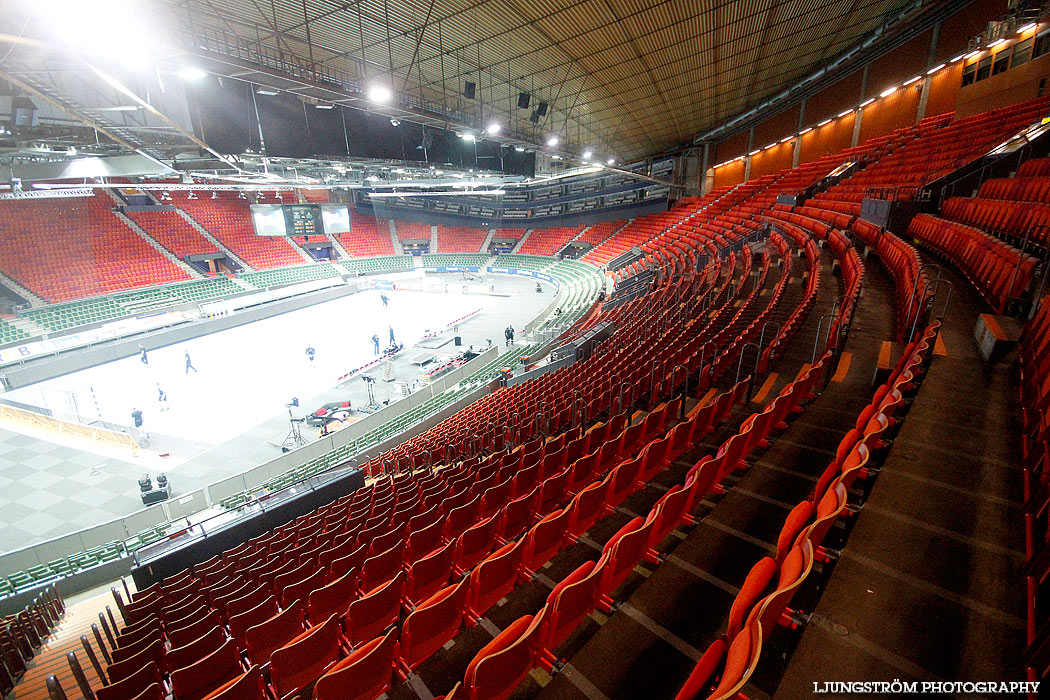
top-left (6, 288), bottom-right (501, 445)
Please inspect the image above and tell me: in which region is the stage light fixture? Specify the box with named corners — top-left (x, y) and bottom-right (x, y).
top-left (546, 135), bottom-right (559, 146)
top-left (515, 146), bottom-right (526, 152)
top-left (582, 149), bottom-right (592, 159)
top-left (178, 67), bottom-right (207, 81)
top-left (607, 158), bottom-right (615, 165)
top-left (368, 85), bottom-right (392, 104)
top-left (486, 123), bottom-right (501, 135)
top-left (256, 89), bottom-right (279, 96)
top-left (390, 118), bottom-right (401, 126)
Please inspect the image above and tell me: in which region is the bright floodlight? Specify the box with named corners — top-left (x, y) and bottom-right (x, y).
top-left (368, 85), bottom-right (392, 104)
top-left (33, 0), bottom-right (154, 67)
top-left (547, 135), bottom-right (559, 146)
top-left (607, 158), bottom-right (615, 165)
top-left (178, 67), bottom-right (207, 81)
top-left (582, 149), bottom-right (592, 159)
top-left (486, 123), bottom-right (501, 135)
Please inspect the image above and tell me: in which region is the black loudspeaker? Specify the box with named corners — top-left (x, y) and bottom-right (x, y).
top-left (455, 336), bottom-right (462, 346)
top-left (141, 488), bottom-right (168, 506)
top-left (464, 81), bottom-right (476, 99)
top-left (529, 111), bottom-right (540, 124)
top-left (536, 101), bottom-right (548, 116)
top-left (518, 92), bottom-right (531, 109)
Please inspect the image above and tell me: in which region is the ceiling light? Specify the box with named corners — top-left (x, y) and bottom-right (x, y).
top-left (926, 64), bottom-right (945, 75)
top-left (459, 132), bottom-right (476, 142)
top-left (903, 75), bottom-right (921, 85)
top-left (515, 146), bottom-right (526, 152)
top-left (818, 118), bottom-right (832, 126)
top-left (582, 149), bottom-right (592, 159)
top-left (368, 85), bottom-right (392, 104)
top-left (485, 123), bottom-right (501, 135)
top-left (315, 103), bottom-right (334, 109)
top-left (33, 0), bottom-right (153, 68)
top-left (880, 86), bottom-right (897, 98)
top-left (607, 158), bottom-right (615, 165)
top-left (838, 109), bottom-right (853, 118)
top-left (859, 97), bottom-right (875, 107)
top-left (546, 136), bottom-right (559, 147)
top-left (799, 127), bottom-right (812, 134)
top-left (748, 149), bottom-right (760, 156)
top-left (988, 38), bottom-right (1006, 48)
top-left (177, 67), bottom-right (207, 81)
top-left (963, 50), bottom-right (982, 59)
top-left (256, 89), bottom-right (279, 96)
top-left (1018, 23), bottom-right (1038, 34)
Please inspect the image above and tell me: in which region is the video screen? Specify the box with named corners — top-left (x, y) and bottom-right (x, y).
top-left (320, 204), bottom-right (351, 235)
top-left (250, 204), bottom-right (287, 236)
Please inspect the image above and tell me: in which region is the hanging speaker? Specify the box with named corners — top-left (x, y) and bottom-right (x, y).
top-left (536, 101), bottom-right (548, 117)
top-left (518, 92), bottom-right (531, 109)
top-left (464, 81), bottom-right (476, 99)
top-left (529, 111), bottom-right (540, 124)
top-left (419, 132), bottom-right (433, 149)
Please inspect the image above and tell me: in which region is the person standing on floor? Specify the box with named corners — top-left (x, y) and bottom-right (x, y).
top-left (381, 293), bottom-right (389, 308)
top-left (388, 325), bottom-right (396, 345)
top-left (139, 344), bottom-right (148, 365)
top-left (372, 333), bottom-right (381, 355)
top-left (156, 383), bottom-right (168, 412)
top-left (505, 325), bottom-right (514, 347)
top-left (184, 350), bottom-right (197, 374)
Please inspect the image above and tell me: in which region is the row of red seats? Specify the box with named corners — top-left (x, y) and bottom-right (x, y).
top-left (1020, 158), bottom-right (1050, 178)
top-left (675, 322), bottom-right (940, 699)
top-left (576, 221), bottom-right (625, 246)
top-left (2, 587), bottom-right (64, 698)
top-left (392, 220), bottom-right (431, 242)
top-left (517, 227), bottom-right (584, 256)
top-left (1023, 297), bottom-right (1050, 684)
top-left (941, 197), bottom-right (1050, 247)
top-left (979, 176), bottom-right (1050, 204)
top-left (127, 210), bottom-right (219, 257)
top-left (175, 191), bottom-right (305, 270)
top-left (907, 214), bottom-right (1035, 314)
top-left (342, 210), bottom-right (394, 257)
top-left (435, 226), bottom-right (488, 253)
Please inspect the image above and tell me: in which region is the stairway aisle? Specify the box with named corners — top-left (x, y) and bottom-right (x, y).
top-left (774, 254), bottom-right (1027, 694)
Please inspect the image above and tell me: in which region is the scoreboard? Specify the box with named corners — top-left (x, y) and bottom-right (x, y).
top-left (284, 205), bottom-right (322, 237)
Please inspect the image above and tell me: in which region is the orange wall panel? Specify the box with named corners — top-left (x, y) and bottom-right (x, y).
top-left (712, 160), bottom-right (746, 190)
top-left (715, 131), bottom-right (750, 163)
top-left (924, 62), bottom-right (963, 118)
top-left (798, 113), bottom-right (856, 165)
top-left (805, 70), bottom-right (864, 123)
top-left (956, 52), bottom-right (1050, 118)
top-left (750, 142), bottom-right (794, 178)
top-left (869, 30), bottom-right (933, 92)
top-left (858, 82), bottom-right (922, 142)
top-left (754, 105), bottom-right (800, 149)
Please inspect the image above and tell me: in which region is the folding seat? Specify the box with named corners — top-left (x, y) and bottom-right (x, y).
top-left (443, 494), bottom-right (481, 543)
top-left (367, 523), bottom-right (406, 557)
top-left (244, 600), bottom-right (306, 666)
top-left (405, 519), bottom-right (444, 564)
top-left (643, 480), bottom-right (701, 564)
top-left (466, 540), bottom-right (524, 623)
top-left (319, 537), bottom-right (363, 575)
top-left (273, 561), bottom-right (314, 599)
top-left (268, 615), bottom-right (343, 700)
top-left (453, 515), bottom-right (498, 576)
top-left (166, 625), bottom-right (225, 675)
top-left (410, 503), bottom-right (442, 532)
top-left (519, 506), bottom-right (572, 581)
top-left (751, 541), bottom-right (814, 636)
top-left (479, 477), bottom-right (514, 521)
top-left (343, 571), bottom-right (404, 648)
top-left (537, 557), bottom-right (604, 671)
top-left (170, 639), bottom-right (244, 700)
top-left (511, 464), bottom-right (540, 498)
top-left (96, 661), bottom-right (163, 700)
top-left (202, 666), bottom-right (264, 700)
top-left (312, 629), bottom-right (398, 700)
top-left (279, 566), bottom-right (326, 610)
top-left (460, 610), bottom-right (546, 700)
top-left (360, 540), bottom-right (406, 594)
top-left (107, 639), bottom-right (165, 683)
top-left (398, 577), bottom-right (469, 675)
top-left (113, 619), bottom-right (162, 654)
top-left (404, 540), bottom-right (457, 609)
top-left (600, 455), bottom-right (643, 515)
top-left (596, 514), bottom-right (657, 613)
top-left (638, 434), bottom-right (671, 484)
top-left (540, 445), bottom-right (568, 478)
top-left (673, 620), bottom-right (761, 700)
top-left (163, 570), bottom-right (194, 594)
top-left (326, 542), bottom-right (368, 584)
top-left (496, 487), bottom-right (538, 544)
top-left (565, 481), bottom-right (604, 543)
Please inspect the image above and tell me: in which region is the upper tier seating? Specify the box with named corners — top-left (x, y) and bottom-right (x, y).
top-left (175, 191), bottom-right (305, 269)
top-left (941, 171), bottom-right (1050, 247)
top-left (126, 210), bottom-right (219, 258)
top-left (435, 226), bottom-right (488, 253)
top-left (576, 221), bottom-right (625, 246)
top-left (343, 210), bottom-right (395, 257)
top-left (0, 193), bottom-right (190, 302)
top-left (393, 220), bottom-right (431, 242)
top-left (517, 227), bottom-right (583, 256)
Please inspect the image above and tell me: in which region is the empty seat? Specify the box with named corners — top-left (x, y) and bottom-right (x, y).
top-left (268, 615), bottom-right (343, 700)
top-left (460, 610), bottom-right (547, 700)
top-left (344, 571), bottom-right (404, 648)
top-left (398, 578), bottom-right (469, 674)
top-left (244, 600), bottom-right (306, 666)
top-left (312, 629), bottom-right (399, 700)
top-left (467, 540), bottom-right (524, 622)
top-left (201, 666), bottom-right (265, 700)
top-left (170, 639), bottom-right (244, 700)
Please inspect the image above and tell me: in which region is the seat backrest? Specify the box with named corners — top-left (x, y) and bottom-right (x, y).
top-left (229, 595), bottom-right (279, 649)
top-left (463, 609), bottom-right (546, 700)
top-left (244, 599), bottom-right (305, 666)
top-left (360, 539), bottom-right (406, 595)
top-left (96, 662), bottom-right (163, 700)
top-left (708, 621), bottom-right (762, 700)
top-left (107, 640), bottom-right (164, 683)
top-left (169, 609), bottom-right (223, 649)
top-left (521, 506), bottom-right (571, 575)
top-left (542, 558), bottom-right (602, 653)
top-left (307, 569), bottom-right (359, 624)
top-left (405, 539), bottom-right (456, 608)
top-left (269, 615), bottom-right (343, 700)
top-left (312, 628), bottom-right (398, 700)
top-left (725, 558), bottom-right (776, 640)
top-left (344, 571), bottom-right (404, 647)
top-left (401, 578), bottom-right (470, 672)
top-left (201, 666), bottom-right (264, 700)
top-left (566, 481), bottom-right (604, 540)
top-left (170, 639), bottom-right (243, 700)
top-left (775, 501), bottom-right (814, 565)
top-left (753, 540), bottom-right (814, 636)
top-left (165, 625), bottom-right (225, 675)
top-left (280, 566), bottom-right (327, 611)
top-left (468, 540), bottom-right (524, 620)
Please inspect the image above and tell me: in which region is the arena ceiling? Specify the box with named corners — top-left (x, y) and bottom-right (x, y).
top-left (0, 0), bottom-right (970, 176)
